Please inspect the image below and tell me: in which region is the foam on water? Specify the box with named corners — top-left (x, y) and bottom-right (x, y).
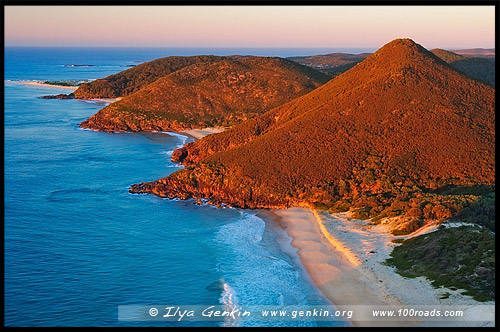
top-left (156, 131), bottom-right (190, 167)
top-left (215, 212), bottom-right (327, 327)
top-left (219, 282), bottom-right (239, 327)
top-left (153, 131), bottom-right (189, 148)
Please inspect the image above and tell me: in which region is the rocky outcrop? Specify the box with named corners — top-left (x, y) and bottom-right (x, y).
top-left (79, 107), bottom-right (193, 132)
top-left (129, 166), bottom-right (293, 209)
top-left (40, 93), bottom-right (75, 99)
top-left (171, 147), bottom-right (188, 163)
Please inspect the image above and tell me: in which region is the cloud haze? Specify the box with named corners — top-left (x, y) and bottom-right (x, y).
top-left (4, 6), bottom-right (495, 48)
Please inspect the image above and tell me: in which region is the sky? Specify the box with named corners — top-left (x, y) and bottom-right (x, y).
top-left (4, 6), bottom-right (495, 49)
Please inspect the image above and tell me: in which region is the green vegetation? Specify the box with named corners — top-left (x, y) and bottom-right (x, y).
top-left (316, 154), bottom-right (495, 235)
top-left (451, 191), bottom-right (495, 232)
top-left (431, 49), bottom-right (495, 87)
top-left (312, 202), bottom-right (330, 211)
top-left (386, 226), bottom-right (495, 302)
top-left (43, 80), bottom-right (84, 87)
top-left (351, 207), bottom-right (373, 220)
top-left (328, 199), bottom-right (351, 213)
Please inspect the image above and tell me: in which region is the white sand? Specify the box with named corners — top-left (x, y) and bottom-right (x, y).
top-left (179, 127), bottom-right (225, 140)
top-left (6, 81), bottom-right (122, 104)
top-left (79, 97), bottom-right (122, 104)
top-left (8, 80), bottom-right (79, 90)
top-left (271, 207), bottom-right (494, 327)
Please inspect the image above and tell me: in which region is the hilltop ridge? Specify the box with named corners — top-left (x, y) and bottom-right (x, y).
top-left (286, 42), bottom-right (495, 86)
top-left (79, 56), bottom-right (331, 132)
top-left (131, 39), bottom-right (495, 235)
top-left (173, 39), bottom-right (494, 164)
top-left (73, 55), bottom-right (227, 99)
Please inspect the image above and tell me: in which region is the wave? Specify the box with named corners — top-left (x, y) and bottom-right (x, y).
top-left (152, 131), bottom-right (190, 168)
top-left (219, 281), bottom-right (239, 327)
top-left (214, 212), bottom-right (320, 327)
top-left (159, 150), bottom-right (184, 169)
top-left (151, 131), bottom-right (189, 149)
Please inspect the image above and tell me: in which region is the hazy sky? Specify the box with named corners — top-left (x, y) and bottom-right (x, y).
top-left (4, 6), bottom-right (495, 49)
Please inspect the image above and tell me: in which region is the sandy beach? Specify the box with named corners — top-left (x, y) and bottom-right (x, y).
top-left (176, 130), bottom-right (493, 327)
top-left (80, 97), bottom-right (122, 104)
top-left (6, 81), bottom-right (123, 104)
top-left (7, 80), bottom-right (80, 90)
top-left (179, 127), bottom-right (225, 140)
top-left (262, 207), bottom-right (494, 327)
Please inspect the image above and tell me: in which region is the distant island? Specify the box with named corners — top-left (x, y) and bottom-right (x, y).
top-left (452, 48), bottom-right (495, 56)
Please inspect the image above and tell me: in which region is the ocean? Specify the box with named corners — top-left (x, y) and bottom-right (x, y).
top-left (4, 47), bottom-right (349, 327)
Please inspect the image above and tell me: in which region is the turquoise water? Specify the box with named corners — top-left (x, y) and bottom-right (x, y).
top-left (4, 47), bottom-right (345, 327)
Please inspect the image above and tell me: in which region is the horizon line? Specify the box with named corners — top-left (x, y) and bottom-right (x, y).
top-left (4, 45), bottom-right (495, 50)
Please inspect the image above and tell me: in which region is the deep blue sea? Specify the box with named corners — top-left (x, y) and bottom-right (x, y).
top-left (4, 47), bottom-right (349, 327)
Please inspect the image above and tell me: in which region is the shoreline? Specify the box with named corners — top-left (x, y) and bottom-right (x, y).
top-left (79, 126), bottom-right (223, 138)
top-left (6, 81), bottom-right (120, 104)
top-left (179, 127), bottom-right (225, 140)
top-left (6, 80), bottom-right (80, 90)
top-left (79, 97), bottom-right (122, 104)
top-left (257, 207), bottom-right (494, 327)
top-left (255, 209), bottom-right (352, 327)
top-left (179, 131), bottom-right (492, 326)
top-left (132, 129), bottom-right (492, 327)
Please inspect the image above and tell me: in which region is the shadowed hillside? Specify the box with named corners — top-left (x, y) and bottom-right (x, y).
top-left (431, 49), bottom-right (495, 86)
top-left (288, 53), bottom-right (371, 76)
